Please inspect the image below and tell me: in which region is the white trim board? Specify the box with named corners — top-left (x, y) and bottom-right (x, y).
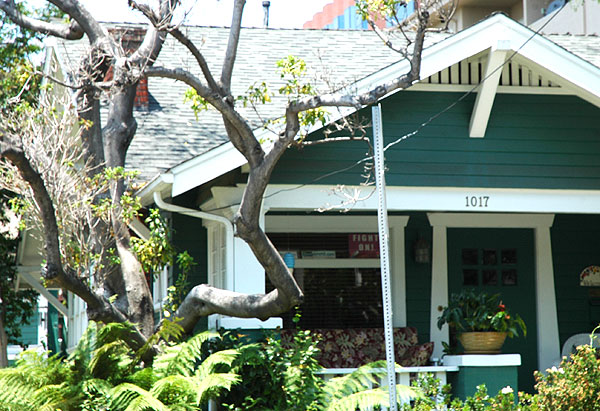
top-left (232, 185), bottom-right (600, 214)
top-left (266, 215), bottom-right (408, 232)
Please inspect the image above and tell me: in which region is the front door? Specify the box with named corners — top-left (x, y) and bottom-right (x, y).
top-left (448, 228), bottom-right (537, 392)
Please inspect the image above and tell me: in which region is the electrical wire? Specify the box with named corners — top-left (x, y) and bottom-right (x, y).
top-left (200, 5), bottom-right (569, 214)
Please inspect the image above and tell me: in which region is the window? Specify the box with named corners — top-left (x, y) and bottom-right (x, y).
top-left (207, 223), bottom-right (226, 289)
top-left (267, 232), bottom-right (382, 329)
top-left (460, 247), bottom-right (518, 287)
top-left (153, 266), bottom-right (170, 311)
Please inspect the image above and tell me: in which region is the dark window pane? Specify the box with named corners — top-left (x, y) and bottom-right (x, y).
top-left (482, 269), bottom-right (498, 285)
top-left (502, 269), bottom-right (518, 286)
top-left (266, 267), bottom-right (383, 329)
top-left (463, 269), bottom-right (478, 286)
top-left (462, 249), bottom-right (478, 265)
top-left (501, 249), bottom-right (517, 264)
top-left (483, 249), bottom-right (497, 265)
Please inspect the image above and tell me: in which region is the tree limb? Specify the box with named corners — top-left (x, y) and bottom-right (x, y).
top-left (168, 27), bottom-right (222, 94)
top-left (128, 0), bottom-right (179, 70)
top-left (127, 0), bottom-right (221, 94)
top-left (220, 0), bottom-right (245, 96)
top-left (144, 66), bottom-right (260, 158)
top-left (47, 0), bottom-right (108, 44)
top-left (175, 285), bottom-right (300, 334)
top-left (0, 0), bottom-right (83, 40)
top-left (0, 140), bottom-right (150, 350)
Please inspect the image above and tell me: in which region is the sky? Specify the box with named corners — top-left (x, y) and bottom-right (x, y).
top-left (29, 0), bottom-right (334, 28)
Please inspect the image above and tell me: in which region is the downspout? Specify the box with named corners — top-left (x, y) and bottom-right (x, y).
top-left (153, 192), bottom-right (235, 293)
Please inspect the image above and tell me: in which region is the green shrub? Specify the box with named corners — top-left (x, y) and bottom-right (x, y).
top-left (219, 311), bottom-right (419, 411)
top-left (531, 340), bottom-right (600, 410)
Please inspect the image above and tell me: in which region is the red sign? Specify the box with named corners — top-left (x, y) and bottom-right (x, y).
top-left (348, 233), bottom-right (380, 258)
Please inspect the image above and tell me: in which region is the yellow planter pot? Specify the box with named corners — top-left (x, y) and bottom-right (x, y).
top-left (458, 331), bottom-right (508, 354)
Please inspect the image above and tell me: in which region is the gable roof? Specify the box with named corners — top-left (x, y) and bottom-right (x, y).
top-left (51, 25), bottom-right (447, 182)
top-left (135, 13), bottom-right (600, 203)
top-left (48, 15), bottom-right (600, 202)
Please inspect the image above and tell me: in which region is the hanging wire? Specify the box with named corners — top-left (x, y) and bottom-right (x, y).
top-left (199, 4), bottom-right (569, 214)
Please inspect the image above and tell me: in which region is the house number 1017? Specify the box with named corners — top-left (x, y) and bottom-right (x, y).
top-left (465, 196), bottom-right (489, 208)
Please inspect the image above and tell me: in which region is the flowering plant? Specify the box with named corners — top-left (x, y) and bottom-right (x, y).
top-left (437, 289), bottom-right (526, 338)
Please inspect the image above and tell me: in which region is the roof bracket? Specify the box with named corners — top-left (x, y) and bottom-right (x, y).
top-left (469, 43), bottom-right (509, 138)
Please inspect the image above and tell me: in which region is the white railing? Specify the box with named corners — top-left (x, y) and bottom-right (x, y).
top-left (317, 366), bottom-right (459, 409)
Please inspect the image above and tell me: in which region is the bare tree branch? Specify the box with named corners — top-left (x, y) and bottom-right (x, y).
top-left (128, 0), bottom-right (180, 69)
top-left (47, 0), bottom-right (109, 44)
top-left (220, 0), bottom-right (245, 96)
top-left (168, 27), bottom-right (222, 94)
top-left (144, 66), bottom-right (260, 158)
top-left (176, 285), bottom-right (300, 334)
top-left (0, 0), bottom-right (83, 39)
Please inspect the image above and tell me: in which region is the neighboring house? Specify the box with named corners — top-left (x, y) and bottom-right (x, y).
top-left (14, 228), bottom-right (67, 359)
top-left (40, 13), bottom-right (600, 392)
top-left (304, 0), bottom-right (599, 34)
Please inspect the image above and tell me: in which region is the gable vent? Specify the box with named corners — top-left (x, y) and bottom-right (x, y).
top-left (424, 52), bottom-right (562, 89)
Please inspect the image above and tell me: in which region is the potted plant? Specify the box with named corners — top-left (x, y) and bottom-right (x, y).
top-left (437, 289), bottom-right (527, 354)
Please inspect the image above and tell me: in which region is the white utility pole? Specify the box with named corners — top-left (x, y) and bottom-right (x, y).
top-left (372, 104), bottom-right (397, 410)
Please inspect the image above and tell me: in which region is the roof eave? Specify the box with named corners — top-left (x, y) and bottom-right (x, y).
top-left (144, 13), bottom-right (600, 201)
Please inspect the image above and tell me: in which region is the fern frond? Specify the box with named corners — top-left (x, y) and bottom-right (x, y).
top-left (0, 376), bottom-right (35, 409)
top-left (195, 349), bottom-right (239, 379)
top-left (157, 319), bottom-right (185, 342)
top-left (110, 382), bottom-right (167, 411)
top-left (89, 340), bottom-right (133, 380)
top-left (154, 331), bottom-right (218, 377)
top-left (128, 367), bottom-right (158, 391)
top-left (0, 399), bottom-right (35, 411)
top-left (326, 384), bottom-right (421, 411)
top-left (95, 321), bottom-right (138, 347)
top-left (321, 362), bottom-right (384, 400)
top-left (126, 394), bottom-right (170, 411)
top-left (321, 362), bottom-right (422, 410)
top-left (31, 382), bottom-right (72, 411)
top-left (82, 377), bottom-right (114, 396)
top-left (11, 349), bottom-right (66, 384)
top-left (67, 321), bottom-right (97, 377)
top-left (150, 374), bottom-right (196, 405)
top-left (133, 320), bottom-right (185, 366)
top-left (0, 369), bottom-right (37, 402)
top-left (325, 387), bottom-right (390, 411)
top-left (193, 372), bottom-right (240, 405)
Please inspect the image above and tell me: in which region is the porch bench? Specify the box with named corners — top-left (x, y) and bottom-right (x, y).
top-left (280, 326), bottom-right (435, 368)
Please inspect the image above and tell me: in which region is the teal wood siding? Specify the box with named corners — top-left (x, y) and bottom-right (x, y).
top-left (171, 212), bottom-right (208, 332)
top-left (551, 214), bottom-right (600, 347)
top-left (270, 92), bottom-right (600, 189)
top-left (16, 309), bottom-right (38, 346)
top-left (403, 212), bottom-right (432, 343)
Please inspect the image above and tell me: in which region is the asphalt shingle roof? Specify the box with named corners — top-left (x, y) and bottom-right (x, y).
top-left (54, 25), bottom-right (600, 183)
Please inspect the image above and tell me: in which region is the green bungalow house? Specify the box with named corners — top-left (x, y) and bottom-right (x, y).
top-left (45, 13), bottom-right (600, 393)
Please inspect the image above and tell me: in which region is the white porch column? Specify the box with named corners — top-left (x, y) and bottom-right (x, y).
top-left (535, 223), bottom-right (561, 370)
top-left (428, 218), bottom-right (449, 359)
top-left (229, 205), bottom-right (268, 295)
top-left (390, 216), bottom-right (410, 327)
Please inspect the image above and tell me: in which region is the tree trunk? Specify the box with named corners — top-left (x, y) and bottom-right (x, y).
top-left (0, 312), bottom-right (9, 368)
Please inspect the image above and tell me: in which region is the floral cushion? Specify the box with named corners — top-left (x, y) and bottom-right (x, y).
top-left (398, 341), bottom-right (435, 366)
top-left (279, 327), bottom-right (433, 369)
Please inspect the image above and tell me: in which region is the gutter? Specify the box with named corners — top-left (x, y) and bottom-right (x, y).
top-left (153, 192), bottom-right (235, 292)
